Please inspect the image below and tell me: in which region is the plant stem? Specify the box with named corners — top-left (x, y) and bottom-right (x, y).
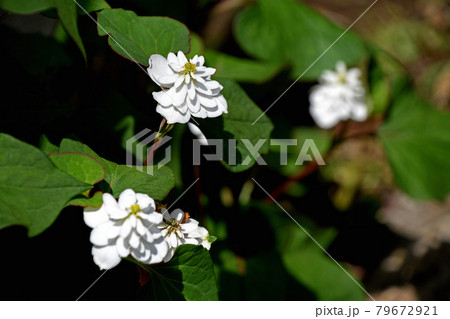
top-left (144, 118), bottom-right (167, 166)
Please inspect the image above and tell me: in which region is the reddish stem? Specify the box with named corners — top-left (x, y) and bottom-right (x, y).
top-left (144, 118), bottom-right (166, 166)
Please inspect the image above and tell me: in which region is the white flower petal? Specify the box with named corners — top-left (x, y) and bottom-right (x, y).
top-left (176, 100), bottom-right (188, 114)
top-left (139, 211), bottom-right (163, 226)
top-left (198, 93), bottom-right (217, 108)
top-left (171, 84), bottom-right (188, 107)
top-left (181, 219), bottom-right (199, 233)
top-left (188, 123), bottom-right (208, 145)
top-left (188, 95), bottom-right (201, 113)
top-left (120, 218), bottom-right (132, 238)
top-left (320, 70), bottom-right (338, 84)
top-left (162, 208), bottom-right (171, 221)
top-left (187, 82), bottom-right (196, 100)
top-left (197, 56), bottom-right (205, 67)
top-left (92, 245), bottom-right (121, 270)
top-left (336, 61), bottom-right (347, 73)
top-left (116, 237), bottom-right (130, 257)
top-left (90, 222), bottom-right (111, 246)
top-left (191, 72), bottom-right (205, 83)
top-left (202, 241), bottom-right (211, 250)
top-left (153, 90), bottom-right (173, 107)
top-left (148, 54), bottom-right (173, 86)
top-left (190, 55), bottom-right (199, 64)
top-left (351, 102), bottom-right (368, 122)
top-left (163, 247), bottom-right (176, 263)
top-left (106, 223), bottom-right (121, 239)
top-left (204, 80), bottom-right (221, 90)
top-left (159, 74), bottom-right (179, 85)
top-left (177, 51), bottom-right (188, 65)
top-left (156, 104), bottom-right (190, 124)
top-left (136, 193), bottom-right (155, 213)
top-left (170, 209), bottom-right (184, 222)
top-left (102, 193), bottom-right (119, 208)
top-left (128, 231), bottom-right (140, 249)
top-left (108, 206), bottom-right (129, 220)
top-left (83, 205), bottom-right (108, 229)
top-left (169, 233), bottom-right (179, 248)
top-left (118, 189), bottom-right (136, 210)
top-left (197, 67), bottom-right (216, 78)
top-left (167, 52), bottom-right (179, 66)
top-left (191, 106), bottom-right (208, 119)
top-left (135, 218), bottom-right (147, 236)
top-left (216, 95), bottom-right (228, 113)
top-left (184, 237), bottom-right (201, 245)
top-left (174, 75), bottom-right (185, 88)
top-left (194, 81), bottom-right (212, 95)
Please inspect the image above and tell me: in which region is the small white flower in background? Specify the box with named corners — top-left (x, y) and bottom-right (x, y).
top-left (83, 189), bottom-right (167, 270)
top-left (309, 61), bottom-right (368, 129)
top-left (148, 51), bottom-right (228, 124)
top-left (188, 123), bottom-right (208, 146)
top-left (159, 208), bottom-right (212, 262)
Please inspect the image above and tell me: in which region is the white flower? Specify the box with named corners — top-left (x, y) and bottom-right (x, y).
top-left (148, 51), bottom-right (228, 124)
top-left (159, 208), bottom-right (207, 262)
top-left (188, 123), bottom-right (208, 146)
top-left (186, 226), bottom-right (214, 250)
top-left (83, 189), bottom-right (168, 270)
top-left (309, 61), bottom-right (368, 129)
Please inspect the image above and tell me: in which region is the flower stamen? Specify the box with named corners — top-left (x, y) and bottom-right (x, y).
top-left (130, 204), bottom-right (141, 215)
top-left (179, 62), bottom-right (196, 76)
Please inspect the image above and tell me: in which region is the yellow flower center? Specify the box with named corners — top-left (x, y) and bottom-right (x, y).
top-left (180, 62), bottom-right (196, 76)
top-left (337, 72), bottom-right (347, 84)
top-left (164, 218), bottom-right (181, 236)
top-left (130, 204), bottom-right (141, 215)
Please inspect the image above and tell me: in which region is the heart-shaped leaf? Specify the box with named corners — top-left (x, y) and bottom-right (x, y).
top-left (97, 9), bottom-right (190, 66)
top-left (0, 134), bottom-right (91, 236)
top-left (234, 0), bottom-right (367, 80)
top-left (138, 245), bottom-right (218, 300)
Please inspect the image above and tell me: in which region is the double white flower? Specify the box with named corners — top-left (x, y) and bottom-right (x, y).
top-left (84, 189), bottom-right (214, 269)
top-left (148, 51), bottom-right (228, 124)
top-left (159, 208), bottom-right (212, 263)
top-left (309, 61), bottom-right (368, 129)
top-left (83, 189), bottom-right (168, 270)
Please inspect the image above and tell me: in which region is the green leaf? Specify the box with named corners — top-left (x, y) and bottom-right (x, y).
top-left (97, 9), bottom-right (190, 66)
top-left (378, 90), bottom-right (450, 200)
top-left (48, 152), bottom-right (105, 185)
top-left (186, 33), bottom-right (204, 59)
top-left (68, 191), bottom-right (103, 207)
top-left (196, 79), bottom-right (274, 172)
top-left (234, 0), bottom-right (367, 80)
top-left (58, 139), bottom-right (175, 199)
top-left (204, 50), bottom-right (281, 83)
top-left (0, 134), bottom-right (91, 236)
top-left (39, 135), bottom-right (59, 154)
top-left (282, 228), bottom-right (366, 300)
top-left (76, 0), bottom-right (110, 14)
top-left (53, 0), bottom-right (86, 60)
top-left (0, 0), bottom-right (53, 14)
top-left (139, 245), bottom-right (218, 300)
top-left (254, 202), bottom-right (366, 300)
top-left (0, 0), bottom-right (108, 14)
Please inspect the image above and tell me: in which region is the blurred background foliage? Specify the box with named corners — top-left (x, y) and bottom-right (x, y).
top-left (0, 0), bottom-right (449, 300)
